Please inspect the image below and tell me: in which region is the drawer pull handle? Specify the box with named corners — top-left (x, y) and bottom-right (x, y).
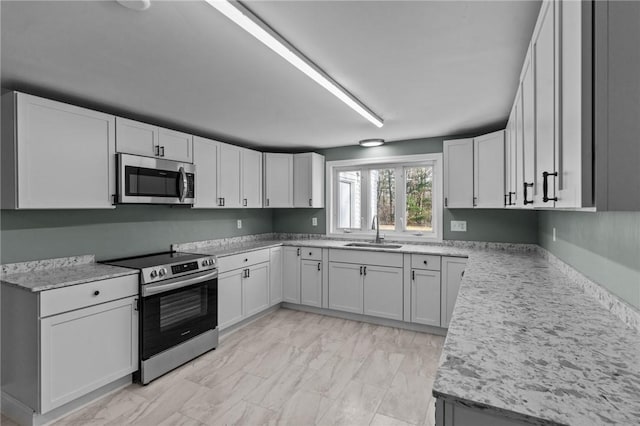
top-left (244, 258), bottom-right (248, 262)
top-left (309, 252), bottom-right (312, 256)
top-left (93, 290), bottom-right (100, 296)
top-left (423, 260), bottom-right (428, 265)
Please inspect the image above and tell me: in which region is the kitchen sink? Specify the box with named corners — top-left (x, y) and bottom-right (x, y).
top-left (345, 242), bottom-right (403, 249)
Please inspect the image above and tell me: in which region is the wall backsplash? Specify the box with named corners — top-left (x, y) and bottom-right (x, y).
top-left (0, 205), bottom-right (273, 263)
top-left (538, 210), bottom-right (640, 309)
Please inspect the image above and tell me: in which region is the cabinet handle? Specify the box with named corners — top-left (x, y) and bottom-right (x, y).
top-left (423, 260), bottom-right (428, 265)
top-left (218, 198), bottom-right (223, 206)
top-left (412, 270), bottom-right (415, 280)
top-left (509, 192), bottom-right (515, 205)
top-left (309, 198), bottom-right (312, 207)
top-left (160, 146), bottom-right (165, 157)
top-left (504, 194), bottom-right (509, 206)
top-left (461, 270), bottom-right (465, 277)
top-left (93, 290), bottom-right (100, 296)
top-left (247, 268), bottom-right (250, 278)
top-left (266, 198), bottom-right (270, 207)
top-left (473, 197), bottom-right (477, 207)
top-left (542, 171), bottom-right (558, 202)
top-left (523, 182), bottom-right (534, 205)
top-left (243, 198), bottom-right (247, 207)
top-left (297, 248), bottom-right (300, 256)
top-left (244, 258), bottom-right (248, 262)
top-left (222, 197), bottom-right (225, 206)
top-left (134, 298), bottom-right (139, 311)
top-left (444, 197), bottom-right (448, 207)
top-left (360, 266), bottom-right (363, 276)
top-left (155, 145), bottom-right (160, 156)
top-left (317, 262), bottom-right (321, 271)
top-left (363, 266), bottom-right (367, 276)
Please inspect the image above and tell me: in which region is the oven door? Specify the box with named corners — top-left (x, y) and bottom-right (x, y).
top-left (118, 153), bottom-right (195, 204)
top-left (140, 270), bottom-right (217, 360)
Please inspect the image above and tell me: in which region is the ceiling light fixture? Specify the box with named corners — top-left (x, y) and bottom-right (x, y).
top-left (205, 0), bottom-right (383, 128)
top-left (359, 138), bottom-right (385, 147)
top-left (116, 0), bottom-right (151, 11)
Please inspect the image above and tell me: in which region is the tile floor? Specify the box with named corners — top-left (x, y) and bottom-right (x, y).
top-left (24, 308), bottom-right (444, 426)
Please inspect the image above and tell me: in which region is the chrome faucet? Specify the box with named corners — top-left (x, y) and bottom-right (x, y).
top-left (372, 215), bottom-right (383, 244)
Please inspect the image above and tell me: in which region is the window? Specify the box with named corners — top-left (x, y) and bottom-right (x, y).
top-left (327, 154), bottom-right (443, 241)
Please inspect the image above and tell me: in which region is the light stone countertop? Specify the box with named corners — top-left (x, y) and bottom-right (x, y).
top-left (1, 256), bottom-right (138, 292)
top-left (432, 249), bottom-right (640, 425)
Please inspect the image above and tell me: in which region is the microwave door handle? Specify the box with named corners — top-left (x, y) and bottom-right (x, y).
top-left (178, 166), bottom-right (187, 202)
top-left (142, 270), bottom-right (218, 297)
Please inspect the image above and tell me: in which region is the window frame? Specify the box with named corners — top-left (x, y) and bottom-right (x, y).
top-left (326, 153), bottom-right (443, 242)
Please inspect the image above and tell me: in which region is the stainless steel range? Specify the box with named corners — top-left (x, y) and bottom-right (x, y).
top-left (102, 252), bottom-right (218, 384)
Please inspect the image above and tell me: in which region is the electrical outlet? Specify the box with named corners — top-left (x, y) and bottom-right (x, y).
top-left (552, 227), bottom-right (556, 242)
top-left (312, 217), bottom-right (318, 227)
top-left (451, 220), bottom-right (467, 232)
top-left (237, 219), bottom-right (242, 229)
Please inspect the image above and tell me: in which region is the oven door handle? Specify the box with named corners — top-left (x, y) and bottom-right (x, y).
top-left (142, 270), bottom-right (218, 297)
top-left (178, 166), bottom-right (187, 203)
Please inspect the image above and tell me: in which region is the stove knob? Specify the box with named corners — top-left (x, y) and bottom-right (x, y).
top-left (202, 259), bottom-right (209, 267)
top-left (150, 270), bottom-right (158, 279)
top-left (159, 268), bottom-right (167, 277)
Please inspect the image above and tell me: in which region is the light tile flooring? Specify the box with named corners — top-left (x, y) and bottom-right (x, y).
top-left (21, 308), bottom-right (444, 426)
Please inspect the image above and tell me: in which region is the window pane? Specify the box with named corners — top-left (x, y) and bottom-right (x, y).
top-left (337, 171), bottom-right (361, 229)
top-left (370, 168), bottom-right (395, 230)
top-left (405, 166), bottom-right (433, 232)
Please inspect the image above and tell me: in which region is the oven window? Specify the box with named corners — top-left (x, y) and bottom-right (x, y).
top-left (126, 166), bottom-right (179, 197)
top-left (159, 286), bottom-right (207, 331)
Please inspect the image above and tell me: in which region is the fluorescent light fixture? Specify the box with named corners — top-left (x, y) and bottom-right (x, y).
top-left (206, 0), bottom-right (383, 128)
top-left (359, 138), bottom-right (385, 147)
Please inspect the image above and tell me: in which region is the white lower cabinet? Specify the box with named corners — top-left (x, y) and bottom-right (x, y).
top-left (283, 247), bottom-right (301, 304)
top-left (269, 247), bottom-right (283, 305)
top-left (328, 262), bottom-right (363, 314)
top-left (441, 257), bottom-right (467, 328)
top-left (411, 269), bottom-right (441, 327)
top-left (300, 260), bottom-right (322, 308)
top-left (363, 265), bottom-right (403, 321)
top-left (217, 269), bottom-right (244, 330)
top-left (40, 297), bottom-right (138, 413)
top-left (243, 263), bottom-right (270, 317)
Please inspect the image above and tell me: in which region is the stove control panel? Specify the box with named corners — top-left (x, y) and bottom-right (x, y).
top-left (141, 256), bottom-right (216, 284)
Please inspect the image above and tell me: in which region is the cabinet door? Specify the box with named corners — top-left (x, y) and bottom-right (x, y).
top-left (473, 131), bottom-right (505, 208)
top-left (505, 111), bottom-right (514, 207)
top-left (441, 257), bottom-right (467, 328)
top-left (217, 143), bottom-right (242, 208)
top-left (269, 247), bottom-right (283, 305)
top-left (158, 127), bottom-right (193, 163)
top-left (521, 51), bottom-right (536, 209)
top-left (282, 247), bottom-right (301, 303)
top-left (14, 93), bottom-right (115, 209)
top-left (533, 0), bottom-right (557, 207)
top-left (293, 153), bottom-right (312, 207)
top-left (514, 88), bottom-right (525, 207)
top-left (40, 296), bottom-right (138, 413)
top-left (192, 136), bottom-right (218, 208)
top-left (264, 153), bottom-right (293, 207)
top-left (115, 117), bottom-right (157, 158)
top-left (218, 269), bottom-right (243, 330)
top-left (363, 265), bottom-right (403, 321)
top-left (443, 138), bottom-right (474, 208)
top-left (243, 263), bottom-right (270, 317)
top-left (242, 148), bottom-right (263, 208)
top-left (411, 269), bottom-right (441, 327)
top-left (301, 260), bottom-right (322, 308)
top-left (328, 262), bottom-right (363, 314)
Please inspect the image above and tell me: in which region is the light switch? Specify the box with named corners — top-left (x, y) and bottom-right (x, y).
top-left (237, 219), bottom-right (242, 229)
top-left (312, 217), bottom-right (318, 226)
top-left (451, 220), bottom-right (467, 232)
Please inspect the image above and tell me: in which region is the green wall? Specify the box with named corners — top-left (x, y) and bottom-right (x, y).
top-left (0, 206), bottom-right (272, 263)
top-left (275, 135), bottom-right (539, 243)
top-left (538, 211), bottom-right (640, 309)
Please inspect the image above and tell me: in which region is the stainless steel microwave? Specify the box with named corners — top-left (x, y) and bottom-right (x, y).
top-left (117, 153), bottom-right (195, 204)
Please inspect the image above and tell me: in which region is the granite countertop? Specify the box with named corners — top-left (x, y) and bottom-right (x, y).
top-left (182, 238), bottom-right (472, 258)
top-left (432, 249), bottom-right (640, 425)
top-left (1, 255), bottom-right (138, 292)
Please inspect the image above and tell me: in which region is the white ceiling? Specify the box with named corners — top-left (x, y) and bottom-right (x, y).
top-left (1, 0), bottom-right (540, 150)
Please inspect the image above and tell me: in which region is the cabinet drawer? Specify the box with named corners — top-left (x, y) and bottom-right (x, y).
top-left (40, 274), bottom-right (138, 318)
top-left (300, 247), bottom-right (322, 261)
top-left (411, 254), bottom-right (441, 271)
top-left (218, 249), bottom-right (270, 273)
top-left (329, 249), bottom-right (403, 268)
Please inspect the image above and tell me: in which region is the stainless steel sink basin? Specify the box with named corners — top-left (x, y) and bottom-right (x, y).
top-left (345, 243), bottom-right (403, 249)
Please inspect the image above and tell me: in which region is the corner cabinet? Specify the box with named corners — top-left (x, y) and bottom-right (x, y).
top-left (443, 138), bottom-right (474, 208)
top-left (1, 92), bottom-right (115, 209)
top-left (1, 275), bottom-right (138, 415)
top-left (282, 246), bottom-right (301, 303)
top-left (263, 153), bottom-right (294, 208)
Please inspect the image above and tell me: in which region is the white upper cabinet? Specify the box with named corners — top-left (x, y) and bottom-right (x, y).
top-left (192, 136), bottom-right (219, 208)
top-left (263, 153), bottom-right (294, 208)
top-left (293, 152), bottom-right (325, 208)
top-left (242, 148), bottom-right (263, 208)
top-left (1, 92), bottom-right (115, 209)
top-left (443, 138), bottom-right (474, 208)
top-left (217, 143), bottom-right (242, 208)
top-left (473, 131), bottom-right (505, 208)
top-left (116, 117), bottom-right (192, 163)
top-left (521, 48), bottom-right (536, 209)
